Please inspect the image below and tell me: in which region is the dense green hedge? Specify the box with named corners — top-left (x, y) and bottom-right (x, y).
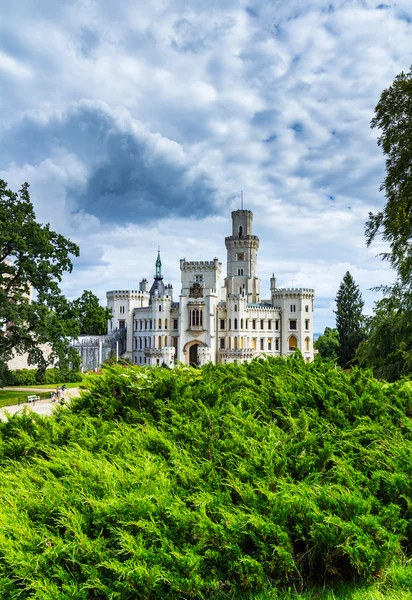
top-left (6, 367), bottom-right (83, 386)
top-left (0, 357), bottom-right (411, 598)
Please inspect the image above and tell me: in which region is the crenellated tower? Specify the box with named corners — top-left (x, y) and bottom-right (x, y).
top-left (224, 209), bottom-right (261, 302)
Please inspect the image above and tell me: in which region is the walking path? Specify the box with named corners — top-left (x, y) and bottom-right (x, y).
top-left (0, 388), bottom-right (80, 421)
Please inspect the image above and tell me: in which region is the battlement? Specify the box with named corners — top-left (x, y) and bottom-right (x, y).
top-left (107, 290), bottom-right (149, 299)
top-left (180, 258), bottom-right (221, 270)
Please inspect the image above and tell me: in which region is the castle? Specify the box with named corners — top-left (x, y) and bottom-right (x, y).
top-left (106, 209), bottom-right (315, 366)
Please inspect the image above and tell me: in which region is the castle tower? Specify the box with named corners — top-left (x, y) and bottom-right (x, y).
top-left (224, 209), bottom-right (261, 303)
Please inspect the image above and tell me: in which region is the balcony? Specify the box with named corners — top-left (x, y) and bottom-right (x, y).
top-left (219, 349), bottom-right (256, 360)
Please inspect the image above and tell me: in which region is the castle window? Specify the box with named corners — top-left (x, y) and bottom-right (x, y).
top-left (234, 318), bottom-right (238, 329)
top-left (165, 318), bottom-right (168, 329)
top-left (289, 320), bottom-right (297, 330)
top-left (173, 319), bottom-right (178, 329)
top-left (119, 306), bottom-right (125, 314)
top-left (305, 319), bottom-right (309, 330)
top-left (237, 268), bottom-right (244, 276)
top-left (158, 336), bottom-right (162, 348)
top-left (245, 319), bottom-right (248, 329)
top-left (158, 318), bottom-right (162, 329)
top-left (290, 304), bottom-right (296, 313)
top-left (139, 338), bottom-right (142, 350)
top-left (145, 320), bottom-right (147, 330)
top-left (305, 337), bottom-right (310, 351)
top-left (240, 318), bottom-right (243, 329)
top-left (234, 337), bottom-right (238, 350)
top-left (164, 336), bottom-right (167, 346)
top-left (229, 318), bottom-right (231, 330)
top-left (234, 304), bottom-right (238, 312)
top-left (252, 319), bottom-right (256, 329)
top-left (275, 320), bottom-right (279, 330)
top-left (268, 339), bottom-right (272, 351)
top-left (260, 338), bottom-right (264, 351)
top-left (260, 319), bottom-right (264, 330)
top-left (289, 335), bottom-right (298, 351)
top-left (190, 308), bottom-right (203, 327)
top-left (237, 253), bottom-right (244, 261)
top-left (144, 338), bottom-right (147, 348)
top-left (195, 274), bottom-right (204, 283)
top-left (252, 338), bottom-right (256, 350)
top-left (119, 320), bottom-right (125, 329)
top-left (239, 226), bottom-right (243, 237)
top-left (275, 338), bottom-right (279, 351)
top-left (305, 305), bottom-right (309, 312)
top-left (220, 319), bottom-right (225, 330)
top-left (268, 320), bottom-right (272, 329)
top-left (159, 305), bottom-right (162, 311)
top-left (220, 338), bottom-right (225, 349)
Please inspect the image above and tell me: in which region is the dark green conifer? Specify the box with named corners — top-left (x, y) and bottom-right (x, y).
top-left (334, 271), bottom-right (364, 368)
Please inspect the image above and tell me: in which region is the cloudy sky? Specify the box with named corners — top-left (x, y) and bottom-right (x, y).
top-left (1, 0), bottom-right (411, 331)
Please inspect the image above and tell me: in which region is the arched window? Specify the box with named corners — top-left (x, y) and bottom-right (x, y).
top-left (164, 335), bottom-right (167, 346)
top-left (228, 318), bottom-right (231, 330)
top-left (289, 335), bottom-right (298, 351)
top-left (234, 304), bottom-right (238, 312)
top-left (239, 226), bottom-right (243, 237)
top-left (158, 318), bottom-right (162, 329)
top-left (158, 336), bottom-right (162, 348)
top-left (159, 305), bottom-right (162, 311)
top-left (139, 338), bottom-right (142, 350)
top-left (240, 318), bottom-right (243, 329)
top-left (305, 337), bottom-right (310, 351)
top-left (234, 318), bottom-right (238, 329)
top-left (234, 337), bottom-right (238, 350)
top-left (144, 338), bottom-right (147, 348)
top-left (165, 318), bottom-right (168, 329)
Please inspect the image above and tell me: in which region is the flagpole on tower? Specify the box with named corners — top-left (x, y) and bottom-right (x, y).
top-left (241, 190), bottom-right (243, 210)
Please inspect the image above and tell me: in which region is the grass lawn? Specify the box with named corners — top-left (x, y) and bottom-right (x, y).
top-left (11, 382), bottom-right (81, 389)
top-left (0, 389), bottom-right (51, 408)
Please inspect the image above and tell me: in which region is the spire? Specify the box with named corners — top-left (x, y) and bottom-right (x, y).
top-left (155, 247), bottom-right (162, 279)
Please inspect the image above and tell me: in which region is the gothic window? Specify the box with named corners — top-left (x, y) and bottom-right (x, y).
top-left (275, 320), bottom-right (279, 330)
top-left (240, 318), bottom-right (243, 329)
top-left (305, 305), bottom-right (309, 312)
top-left (305, 319), bottom-right (310, 330)
top-left (260, 338), bottom-right (264, 350)
top-left (158, 318), bottom-right (162, 329)
top-left (234, 318), bottom-right (238, 329)
top-left (150, 319), bottom-right (152, 329)
top-left (234, 337), bottom-right (238, 350)
top-left (239, 226), bottom-right (243, 237)
top-left (158, 336), bottom-right (162, 348)
top-left (289, 335), bottom-right (298, 351)
top-left (144, 338), bottom-right (147, 348)
top-left (190, 308), bottom-right (203, 327)
top-left (234, 304), bottom-right (238, 312)
top-left (305, 337), bottom-right (310, 351)
top-left (220, 338), bottom-right (225, 349)
top-left (139, 338), bottom-right (142, 350)
top-left (237, 268), bottom-right (244, 276)
top-left (220, 319), bottom-right (225, 330)
top-left (290, 304), bottom-right (296, 312)
top-left (275, 338), bottom-right (279, 351)
top-left (268, 320), bottom-right (272, 329)
top-left (289, 320), bottom-right (297, 330)
top-left (173, 319), bottom-right (178, 329)
top-left (159, 305), bottom-right (162, 311)
top-left (119, 320), bottom-right (125, 329)
top-left (165, 318), bottom-right (168, 329)
top-left (260, 319), bottom-right (264, 330)
top-left (164, 336), bottom-right (167, 346)
top-left (268, 339), bottom-right (272, 351)
top-left (145, 320), bottom-right (147, 330)
top-left (252, 319), bottom-right (256, 329)
top-left (245, 319), bottom-right (248, 329)
top-left (229, 318), bottom-right (231, 330)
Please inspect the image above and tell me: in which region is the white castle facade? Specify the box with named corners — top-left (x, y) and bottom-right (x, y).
top-left (106, 209), bottom-right (315, 367)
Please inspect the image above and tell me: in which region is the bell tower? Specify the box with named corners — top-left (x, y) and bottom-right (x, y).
top-left (224, 209), bottom-right (260, 302)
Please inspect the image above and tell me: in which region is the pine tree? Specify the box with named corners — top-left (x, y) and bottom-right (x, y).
top-left (334, 271), bottom-right (364, 369)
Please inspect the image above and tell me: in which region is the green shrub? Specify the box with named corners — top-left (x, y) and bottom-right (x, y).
top-left (7, 368), bottom-right (83, 385)
top-left (0, 358), bottom-right (410, 598)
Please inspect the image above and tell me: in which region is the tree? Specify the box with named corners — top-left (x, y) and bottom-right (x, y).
top-left (334, 272), bottom-right (364, 369)
top-left (0, 180), bottom-right (80, 384)
top-left (314, 327), bottom-right (339, 362)
top-left (73, 290), bottom-right (111, 336)
top-left (356, 284), bottom-right (412, 381)
top-left (367, 67), bottom-right (412, 285)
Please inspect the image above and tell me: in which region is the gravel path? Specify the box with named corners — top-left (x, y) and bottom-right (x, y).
top-left (0, 388), bottom-right (81, 421)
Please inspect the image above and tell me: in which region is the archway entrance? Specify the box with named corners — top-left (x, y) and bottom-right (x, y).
top-left (189, 343), bottom-right (200, 365)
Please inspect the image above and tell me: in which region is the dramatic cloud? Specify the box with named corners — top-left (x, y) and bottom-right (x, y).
top-left (1, 0), bottom-right (411, 330)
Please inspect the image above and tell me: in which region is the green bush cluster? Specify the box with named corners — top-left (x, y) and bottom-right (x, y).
top-left (0, 357), bottom-right (411, 598)
top-left (6, 368), bottom-right (83, 386)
